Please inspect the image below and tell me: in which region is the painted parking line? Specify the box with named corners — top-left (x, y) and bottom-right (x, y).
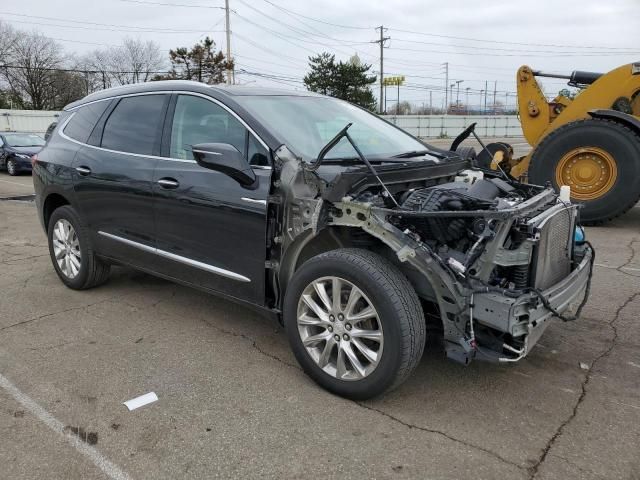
top-left (0, 372), bottom-right (132, 480)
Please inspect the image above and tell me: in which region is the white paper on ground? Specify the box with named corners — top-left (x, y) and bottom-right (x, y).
top-left (123, 392), bottom-right (158, 411)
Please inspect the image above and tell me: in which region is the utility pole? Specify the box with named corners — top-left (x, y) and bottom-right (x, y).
top-left (479, 89), bottom-right (484, 114)
top-left (443, 62), bottom-right (449, 115)
top-left (374, 26), bottom-right (390, 114)
top-left (484, 80), bottom-right (488, 114)
top-left (429, 90), bottom-right (432, 115)
top-left (492, 80), bottom-right (497, 115)
top-left (465, 87), bottom-right (470, 115)
top-left (225, 0), bottom-right (232, 85)
top-left (450, 83), bottom-right (455, 114)
top-left (505, 92), bottom-right (509, 113)
top-left (455, 80), bottom-right (463, 110)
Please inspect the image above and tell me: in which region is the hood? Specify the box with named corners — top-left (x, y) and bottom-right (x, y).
top-left (6, 146), bottom-right (43, 156)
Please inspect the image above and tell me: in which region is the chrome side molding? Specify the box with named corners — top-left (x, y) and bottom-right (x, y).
top-left (98, 231), bottom-right (251, 283)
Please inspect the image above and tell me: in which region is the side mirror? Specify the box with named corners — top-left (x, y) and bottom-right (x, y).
top-left (192, 143), bottom-right (257, 189)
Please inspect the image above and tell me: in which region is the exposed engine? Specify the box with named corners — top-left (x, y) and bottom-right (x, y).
top-left (395, 177), bottom-right (526, 245)
top-left (385, 174), bottom-right (555, 292)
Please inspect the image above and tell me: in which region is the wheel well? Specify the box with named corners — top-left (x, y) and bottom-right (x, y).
top-left (43, 193), bottom-right (70, 229)
top-left (294, 227), bottom-right (386, 271)
top-left (278, 227), bottom-right (387, 296)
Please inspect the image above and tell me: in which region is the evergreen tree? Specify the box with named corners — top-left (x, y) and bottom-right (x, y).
top-left (304, 52), bottom-right (377, 111)
top-left (158, 37), bottom-right (232, 85)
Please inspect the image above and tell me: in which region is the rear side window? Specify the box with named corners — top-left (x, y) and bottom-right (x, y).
top-left (63, 101), bottom-right (110, 143)
top-left (101, 95), bottom-right (167, 156)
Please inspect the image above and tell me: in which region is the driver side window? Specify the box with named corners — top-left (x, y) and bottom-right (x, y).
top-left (170, 95), bottom-right (247, 160)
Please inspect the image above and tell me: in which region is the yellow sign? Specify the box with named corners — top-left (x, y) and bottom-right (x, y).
top-left (383, 76), bottom-right (405, 86)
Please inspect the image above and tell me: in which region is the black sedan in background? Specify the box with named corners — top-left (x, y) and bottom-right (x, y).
top-left (0, 132), bottom-right (45, 175)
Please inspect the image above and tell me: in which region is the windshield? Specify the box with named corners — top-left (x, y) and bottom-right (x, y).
top-left (234, 95), bottom-right (428, 162)
top-left (4, 133), bottom-right (45, 147)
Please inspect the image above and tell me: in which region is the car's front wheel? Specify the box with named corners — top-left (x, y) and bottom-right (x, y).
top-left (47, 205), bottom-right (110, 289)
top-left (6, 158), bottom-right (18, 176)
top-left (284, 248), bottom-right (425, 400)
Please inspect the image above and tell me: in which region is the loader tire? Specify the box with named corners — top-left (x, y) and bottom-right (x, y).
top-left (529, 118), bottom-right (640, 225)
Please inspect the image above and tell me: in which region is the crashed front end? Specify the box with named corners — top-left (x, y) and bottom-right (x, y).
top-left (269, 146), bottom-right (594, 366)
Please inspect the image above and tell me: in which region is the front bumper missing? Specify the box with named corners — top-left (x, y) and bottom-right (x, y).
top-left (472, 246), bottom-right (593, 362)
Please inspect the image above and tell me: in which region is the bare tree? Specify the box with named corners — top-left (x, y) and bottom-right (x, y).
top-left (1, 31), bottom-right (64, 109)
top-left (0, 21), bottom-right (18, 62)
top-left (81, 38), bottom-right (165, 90)
top-left (80, 48), bottom-right (114, 91)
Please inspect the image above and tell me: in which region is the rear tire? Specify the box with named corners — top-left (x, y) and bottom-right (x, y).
top-left (47, 205), bottom-right (110, 290)
top-left (529, 119), bottom-right (640, 224)
top-left (283, 248), bottom-right (425, 400)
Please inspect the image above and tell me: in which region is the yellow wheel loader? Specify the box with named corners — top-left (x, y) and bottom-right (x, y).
top-left (470, 62), bottom-right (640, 224)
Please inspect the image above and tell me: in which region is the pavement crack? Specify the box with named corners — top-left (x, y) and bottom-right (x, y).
top-left (0, 297), bottom-right (117, 334)
top-left (197, 317), bottom-right (299, 370)
top-left (355, 402), bottom-right (526, 471)
top-left (528, 290), bottom-right (640, 479)
top-left (1, 254), bottom-right (49, 265)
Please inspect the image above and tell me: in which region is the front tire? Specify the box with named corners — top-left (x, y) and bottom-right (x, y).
top-left (47, 205), bottom-right (110, 290)
top-left (6, 158), bottom-right (18, 176)
top-left (529, 119), bottom-right (640, 224)
top-left (284, 249), bottom-right (425, 400)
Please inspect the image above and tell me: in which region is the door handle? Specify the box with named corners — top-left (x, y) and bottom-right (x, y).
top-left (157, 178), bottom-right (179, 189)
top-left (75, 166), bottom-right (91, 176)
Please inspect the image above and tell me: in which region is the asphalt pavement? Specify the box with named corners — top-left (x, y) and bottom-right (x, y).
top-left (1, 164), bottom-right (639, 480)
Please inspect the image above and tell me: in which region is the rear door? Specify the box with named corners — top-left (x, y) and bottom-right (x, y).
top-left (151, 93), bottom-right (271, 305)
top-left (70, 93), bottom-right (169, 267)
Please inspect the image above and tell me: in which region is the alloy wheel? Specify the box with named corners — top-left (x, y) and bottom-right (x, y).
top-left (52, 219), bottom-right (82, 279)
top-left (6, 159), bottom-right (16, 175)
top-left (296, 276), bottom-right (383, 381)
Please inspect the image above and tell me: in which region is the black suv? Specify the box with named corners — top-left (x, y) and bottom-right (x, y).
top-left (34, 81), bottom-right (593, 399)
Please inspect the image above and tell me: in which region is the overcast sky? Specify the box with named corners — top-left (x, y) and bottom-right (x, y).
top-left (3, 0), bottom-right (639, 109)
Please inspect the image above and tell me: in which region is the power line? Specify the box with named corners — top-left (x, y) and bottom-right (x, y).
top-left (120, 0), bottom-right (225, 8)
top-left (390, 37), bottom-right (640, 55)
top-left (5, 18), bottom-right (218, 35)
top-left (259, 0), bottom-right (372, 30)
top-left (2, 12), bottom-right (213, 33)
top-left (386, 45), bottom-right (639, 58)
top-left (233, 32), bottom-right (306, 65)
top-left (232, 2), bottom-right (379, 65)
top-left (387, 28), bottom-right (639, 51)
top-left (233, 53), bottom-right (305, 72)
top-left (236, 0), bottom-right (371, 47)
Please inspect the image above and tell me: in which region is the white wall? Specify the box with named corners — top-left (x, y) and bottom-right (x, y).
top-left (0, 109), bottom-right (61, 135)
top-left (381, 115), bottom-right (523, 138)
top-left (0, 108), bottom-right (523, 139)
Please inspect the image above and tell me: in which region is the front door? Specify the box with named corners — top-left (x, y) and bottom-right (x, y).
top-left (152, 93), bottom-right (271, 305)
top-left (72, 93), bottom-right (169, 267)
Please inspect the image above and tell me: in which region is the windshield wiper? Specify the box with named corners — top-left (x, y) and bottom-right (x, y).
top-left (392, 150), bottom-right (431, 158)
top-left (306, 123), bottom-right (402, 208)
top-left (321, 157), bottom-right (407, 165)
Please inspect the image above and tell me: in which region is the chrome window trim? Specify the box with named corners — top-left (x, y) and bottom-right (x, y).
top-left (98, 231), bottom-right (251, 283)
top-left (60, 90), bottom-right (272, 169)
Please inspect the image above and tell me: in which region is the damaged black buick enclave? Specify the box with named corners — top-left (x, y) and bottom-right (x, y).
top-left (33, 81), bottom-right (594, 399)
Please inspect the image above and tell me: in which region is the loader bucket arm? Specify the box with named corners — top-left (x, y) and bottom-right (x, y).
top-left (516, 65), bottom-right (552, 147)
